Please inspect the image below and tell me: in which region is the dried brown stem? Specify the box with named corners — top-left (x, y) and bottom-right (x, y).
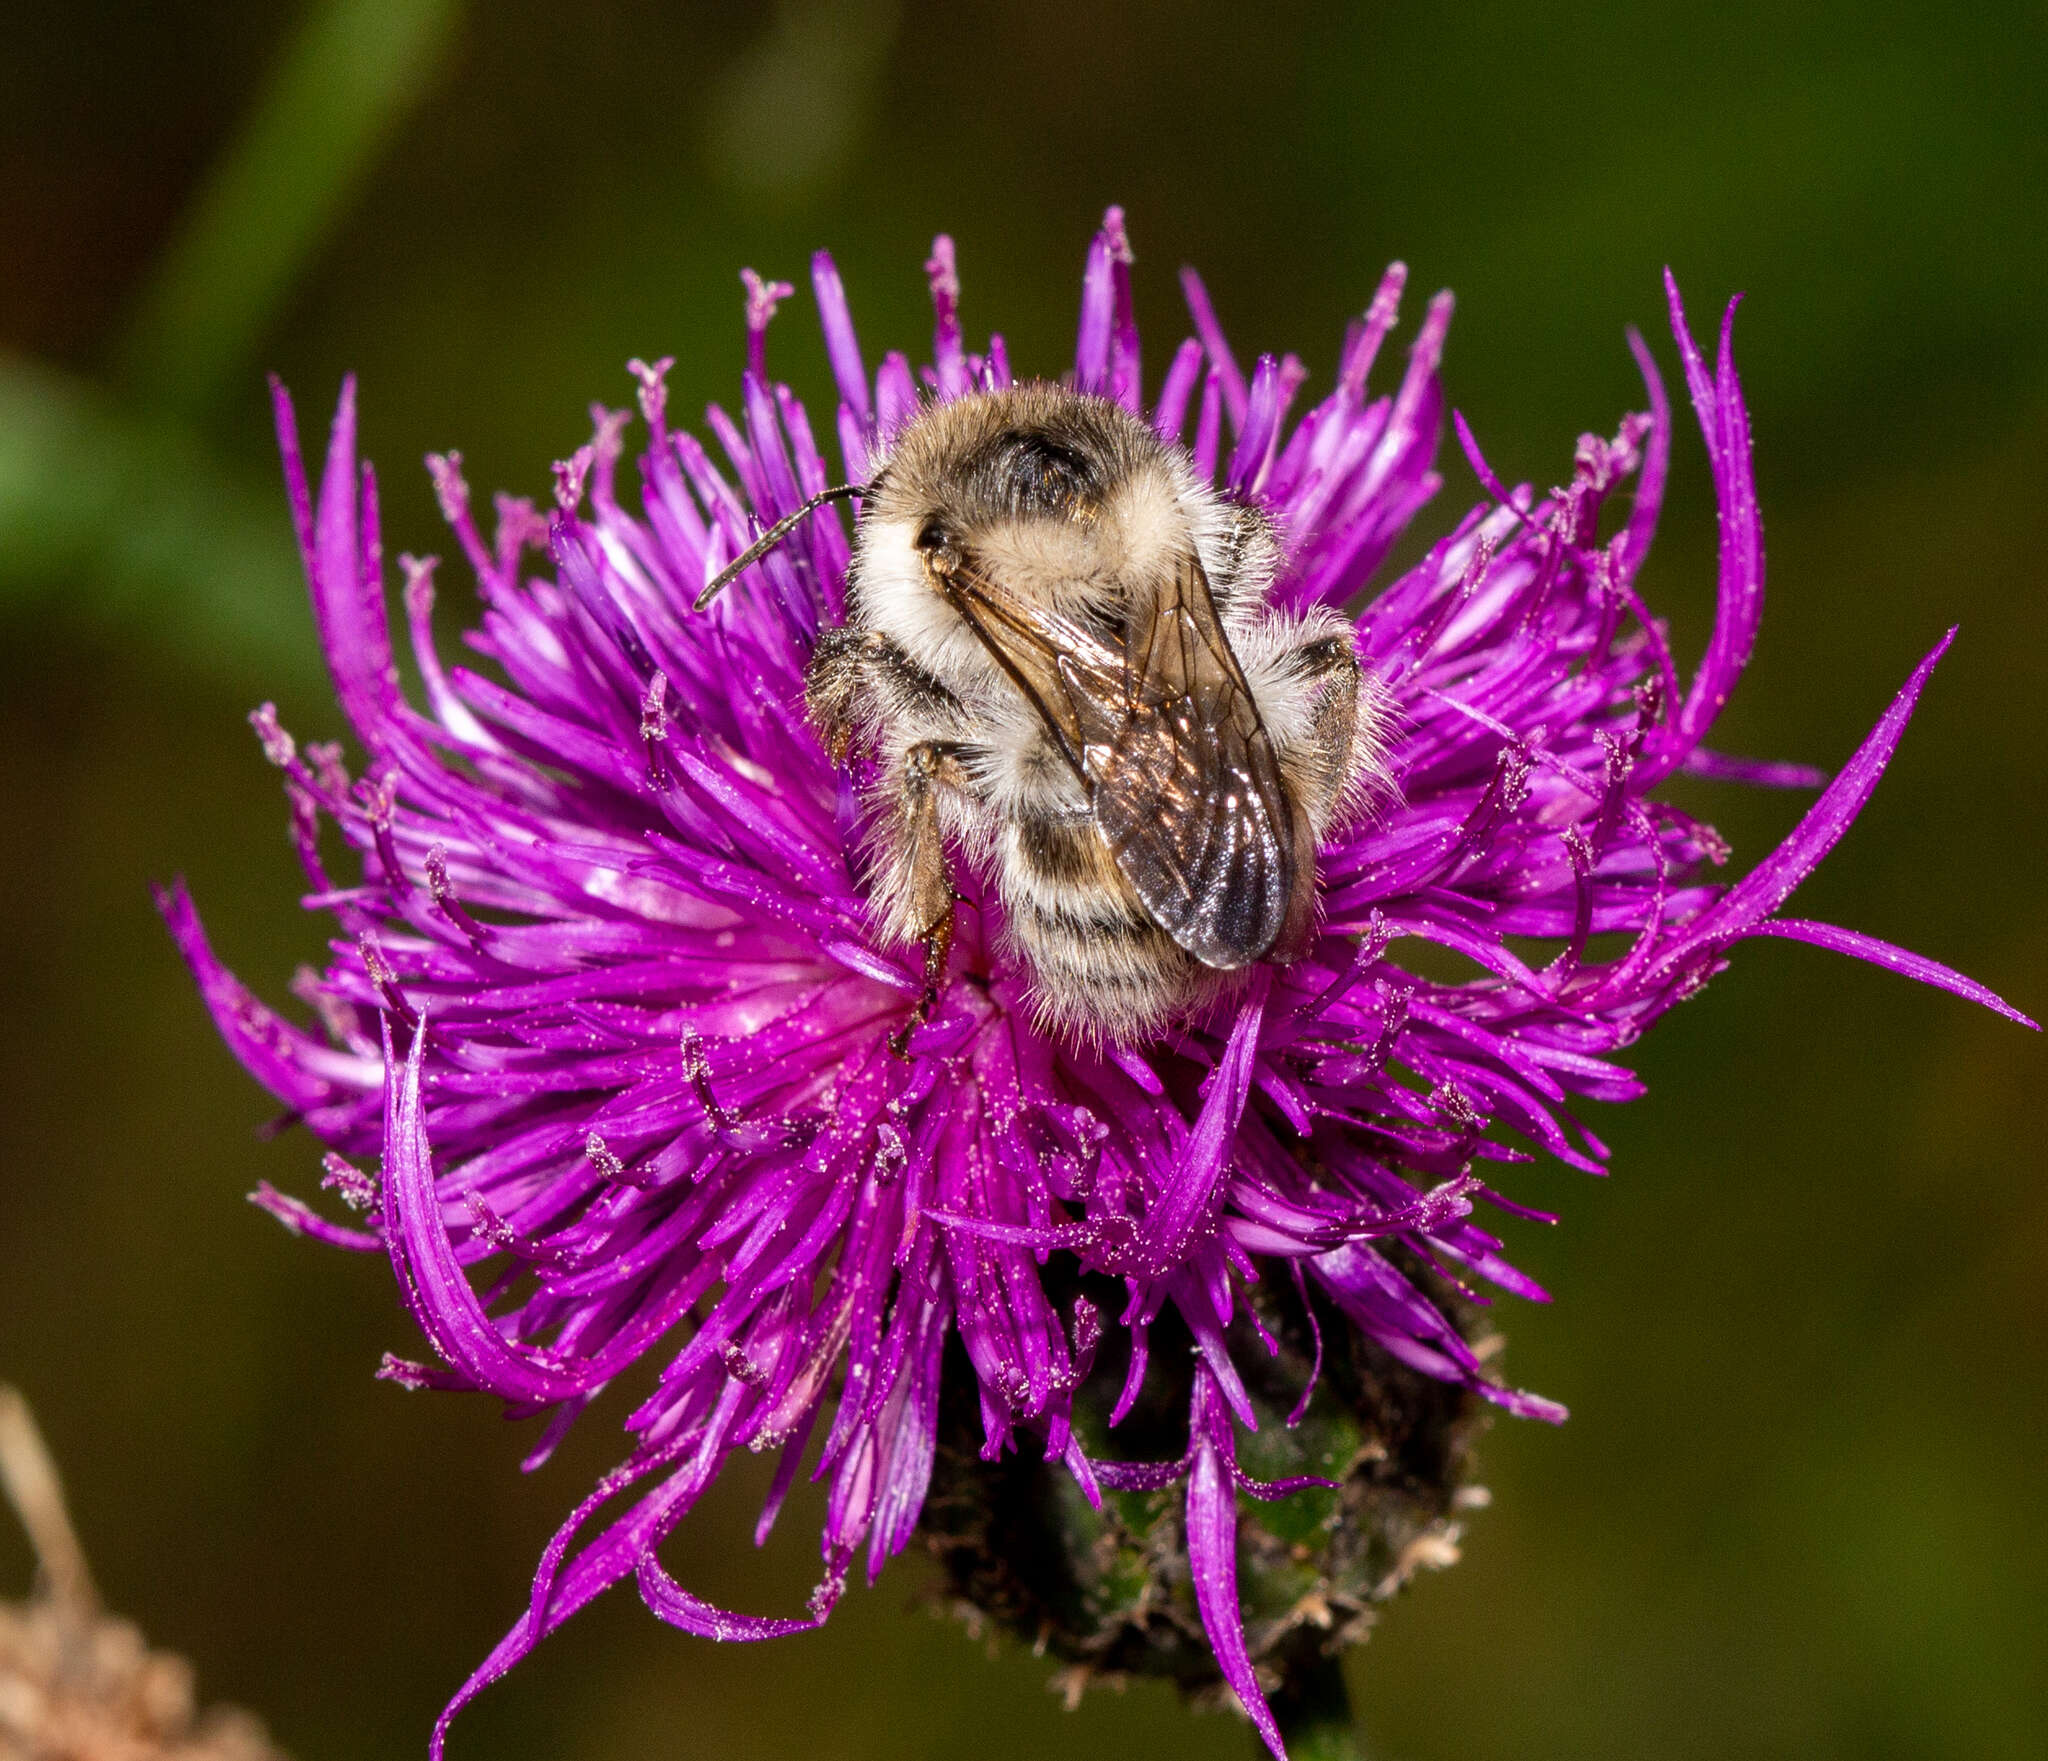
top-left (0, 1385), bottom-right (99, 1624)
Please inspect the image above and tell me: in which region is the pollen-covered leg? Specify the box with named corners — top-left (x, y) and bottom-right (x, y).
top-left (882, 739), bottom-right (969, 1054)
top-left (892, 909), bottom-right (956, 1057)
top-left (806, 627), bottom-right (968, 763)
top-left (1292, 635), bottom-right (1361, 818)
top-left (804, 626), bottom-right (874, 762)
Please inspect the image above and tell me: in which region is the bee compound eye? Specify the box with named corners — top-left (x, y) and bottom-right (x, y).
top-left (916, 517), bottom-right (948, 553)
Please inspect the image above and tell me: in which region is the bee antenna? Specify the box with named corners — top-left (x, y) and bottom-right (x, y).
top-left (694, 481), bottom-right (870, 611)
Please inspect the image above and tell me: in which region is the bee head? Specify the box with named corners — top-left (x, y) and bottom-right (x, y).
top-left (877, 384), bottom-right (1186, 573)
top-left (844, 384), bottom-right (1223, 686)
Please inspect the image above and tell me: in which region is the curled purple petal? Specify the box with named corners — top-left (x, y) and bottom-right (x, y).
top-left (635, 1555), bottom-right (816, 1641)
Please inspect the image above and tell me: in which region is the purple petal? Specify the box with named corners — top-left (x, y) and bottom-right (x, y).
top-left (303, 378), bottom-right (405, 748)
top-left (1681, 748), bottom-right (1826, 788)
top-left (379, 1015), bottom-right (587, 1402)
top-left (249, 1182), bottom-right (382, 1251)
top-left (636, 1555), bottom-right (816, 1640)
top-left (1180, 266), bottom-right (1248, 429)
top-left (1747, 919), bottom-right (2036, 1028)
top-left (810, 251), bottom-right (871, 423)
top-left (1615, 325), bottom-right (1670, 589)
top-left (926, 235), bottom-right (968, 401)
top-left (1139, 982), bottom-right (1266, 1266)
top-left (1185, 1373), bottom-right (1285, 1760)
top-left (1075, 205), bottom-right (1141, 410)
top-left (1666, 275), bottom-right (1764, 757)
top-left (1651, 630), bottom-right (1955, 970)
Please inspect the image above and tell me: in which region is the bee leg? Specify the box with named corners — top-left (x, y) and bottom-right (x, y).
top-left (806, 629), bottom-right (967, 765)
top-left (804, 625), bottom-right (875, 763)
top-left (887, 739), bottom-right (970, 1056)
top-left (1283, 634), bottom-right (1365, 824)
top-left (892, 907), bottom-right (957, 1059)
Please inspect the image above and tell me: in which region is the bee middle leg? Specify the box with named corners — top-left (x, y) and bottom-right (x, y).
top-left (884, 739), bottom-right (971, 1055)
top-left (804, 626), bottom-right (876, 762)
top-left (1278, 633), bottom-right (1372, 828)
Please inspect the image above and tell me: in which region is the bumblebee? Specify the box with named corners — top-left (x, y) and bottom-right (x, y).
top-left (705, 384), bottom-right (1388, 1042)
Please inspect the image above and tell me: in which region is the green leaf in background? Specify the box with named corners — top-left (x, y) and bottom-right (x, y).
top-left (0, 351), bottom-right (312, 683)
top-left (0, 0), bottom-right (462, 681)
top-left (114, 0), bottom-right (463, 423)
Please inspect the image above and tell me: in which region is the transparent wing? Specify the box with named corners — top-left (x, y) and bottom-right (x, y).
top-left (1073, 551), bottom-right (1303, 967)
top-left (936, 546), bottom-right (1304, 970)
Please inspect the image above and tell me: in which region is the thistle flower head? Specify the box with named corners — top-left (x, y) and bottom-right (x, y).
top-left (162, 209), bottom-right (2030, 1757)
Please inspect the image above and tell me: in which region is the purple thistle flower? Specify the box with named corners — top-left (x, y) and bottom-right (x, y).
top-left (162, 207), bottom-right (2031, 1758)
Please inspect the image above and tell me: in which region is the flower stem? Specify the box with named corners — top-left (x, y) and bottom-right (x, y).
top-left (1271, 1655), bottom-right (1369, 1761)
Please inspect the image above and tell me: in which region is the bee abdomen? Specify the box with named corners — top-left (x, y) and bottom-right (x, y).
top-left (1008, 906), bottom-right (1190, 1038)
top-left (999, 817), bottom-right (1192, 1036)
top-left (1001, 816), bottom-right (1141, 926)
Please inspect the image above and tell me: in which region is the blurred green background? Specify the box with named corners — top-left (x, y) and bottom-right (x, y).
top-left (2, 2), bottom-right (2042, 1757)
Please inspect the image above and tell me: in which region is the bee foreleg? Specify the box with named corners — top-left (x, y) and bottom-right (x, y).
top-left (806, 627), bottom-right (967, 764)
top-left (804, 625), bottom-right (873, 763)
top-left (885, 739), bottom-right (970, 1055)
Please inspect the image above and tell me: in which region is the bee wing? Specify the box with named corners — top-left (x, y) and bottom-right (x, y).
top-left (932, 558), bottom-right (1108, 777)
top-left (936, 546), bottom-right (1305, 970)
top-left (1068, 549), bottom-right (1305, 969)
